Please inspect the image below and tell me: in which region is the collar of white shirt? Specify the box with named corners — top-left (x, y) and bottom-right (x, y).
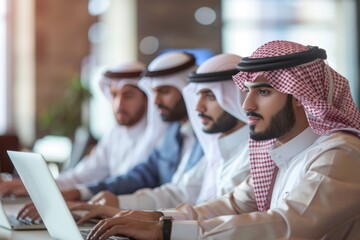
top-left (124, 113), bottom-right (148, 139)
top-left (218, 125), bottom-right (249, 161)
top-left (179, 120), bottom-right (193, 140)
top-left (269, 127), bottom-right (320, 168)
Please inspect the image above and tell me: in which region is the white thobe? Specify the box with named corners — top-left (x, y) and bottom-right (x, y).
top-left (197, 126), bottom-right (250, 203)
top-left (119, 125), bottom-right (249, 210)
top-left (119, 121), bottom-right (196, 210)
top-left (56, 115), bottom-right (151, 190)
top-left (163, 129), bottom-right (360, 240)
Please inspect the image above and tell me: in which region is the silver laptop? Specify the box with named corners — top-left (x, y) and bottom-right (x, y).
top-left (7, 150), bottom-right (128, 240)
top-left (0, 200), bottom-right (46, 230)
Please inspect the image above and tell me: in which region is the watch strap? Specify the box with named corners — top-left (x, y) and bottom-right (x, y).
top-left (160, 216), bottom-right (173, 240)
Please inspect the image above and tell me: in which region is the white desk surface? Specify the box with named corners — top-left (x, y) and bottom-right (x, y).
top-left (0, 201), bottom-right (53, 240)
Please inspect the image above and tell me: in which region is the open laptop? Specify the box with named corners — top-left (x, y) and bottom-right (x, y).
top-left (0, 200), bottom-right (46, 230)
top-left (7, 150), bottom-right (128, 240)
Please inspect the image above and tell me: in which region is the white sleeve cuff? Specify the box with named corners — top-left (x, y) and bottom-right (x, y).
top-left (161, 209), bottom-right (188, 220)
top-left (171, 220), bottom-right (199, 240)
top-left (118, 194), bottom-right (138, 209)
top-left (76, 185), bottom-right (94, 201)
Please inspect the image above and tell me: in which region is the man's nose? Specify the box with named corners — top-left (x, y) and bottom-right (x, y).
top-left (242, 92), bottom-right (256, 113)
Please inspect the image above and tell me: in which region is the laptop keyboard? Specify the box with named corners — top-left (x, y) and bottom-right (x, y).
top-left (80, 229), bottom-right (130, 240)
top-left (8, 215), bottom-right (39, 226)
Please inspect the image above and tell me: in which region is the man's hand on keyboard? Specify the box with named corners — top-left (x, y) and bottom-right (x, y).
top-left (70, 202), bottom-right (120, 225)
top-left (86, 216), bottom-right (162, 240)
top-left (16, 202), bottom-right (42, 224)
top-left (88, 190), bottom-right (119, 208)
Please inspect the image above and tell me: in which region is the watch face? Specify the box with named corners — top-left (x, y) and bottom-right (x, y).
top-left (161, 216), bottom-right (173, 220)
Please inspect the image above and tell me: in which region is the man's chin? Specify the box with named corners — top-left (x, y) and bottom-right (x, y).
top-left (250, 130), bottom-right (260, 139)
top-left (201, 127), bottom-right (210, 133)
top-left (202, 126), bottom-right (220, 134)
top-left (117, 119), bottom-right (130, 126)
top-left (249, 131), bottom-right (272, 141)
top-left (160, 114), bottom-right (168, 121)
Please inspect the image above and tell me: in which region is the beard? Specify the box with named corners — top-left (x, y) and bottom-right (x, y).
top-left (116, 110), bottom-right (145, 127)
top-left (201, 111), bottom-right (239, 134)
top-left (158, 97), bottom-right (188, 122)
top-left (249, 95), bottom-right (296, 141)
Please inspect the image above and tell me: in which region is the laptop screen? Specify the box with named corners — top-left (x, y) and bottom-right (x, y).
top-left (7, 150), bottom-right (84, 240)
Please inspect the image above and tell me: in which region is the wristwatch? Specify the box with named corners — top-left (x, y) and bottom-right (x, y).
top-left (160, 216), bottom-right (173, 240)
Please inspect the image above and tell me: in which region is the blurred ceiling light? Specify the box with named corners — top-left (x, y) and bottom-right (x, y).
top-left (194, 7), bottom-right (217, 25)
top-left (33, 135), bottom-right (72, 163)
top-left (88, 0), bottom-right (111, 16)
top-left (139, 36), bottom-right (159, 55)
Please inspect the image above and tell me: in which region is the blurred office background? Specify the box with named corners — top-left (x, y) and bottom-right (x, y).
top-left (0, 0), bottom-right (359, 172)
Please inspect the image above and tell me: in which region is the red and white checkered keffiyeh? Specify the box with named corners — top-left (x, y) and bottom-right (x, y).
top-left (233, 40), bottom-right (360, 211)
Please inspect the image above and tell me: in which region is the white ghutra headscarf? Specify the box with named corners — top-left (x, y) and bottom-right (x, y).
top-left (183, 53), bottom-right (247, 201)
top-left (99, 61), bottom-right (167, 167)
top-left (100, 61), bottom-right (146, 99)
top-left (139, 51), bottom-right (197, 94)
top-left (139, 51), bottom-right (197, 119)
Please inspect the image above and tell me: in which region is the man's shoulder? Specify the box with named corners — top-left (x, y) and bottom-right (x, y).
top-left (155, 122), bottom-right (182, 148)
top-left (316, 131), bottom-right (360, 150)
top-left (164, 121), bottom-right (182, 133)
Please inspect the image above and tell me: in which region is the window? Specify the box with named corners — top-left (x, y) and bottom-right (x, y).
top-left (222, 0), bottom-right (359, 106)
top-left (86, 0), bottom-right (137, 139)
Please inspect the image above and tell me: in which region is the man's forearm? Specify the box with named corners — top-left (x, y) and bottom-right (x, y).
top-left (61, 189), bottom-right (80, 201)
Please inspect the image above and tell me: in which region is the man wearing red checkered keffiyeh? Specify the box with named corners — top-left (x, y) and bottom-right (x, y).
top-left (234, 41), bottom-right (360, 211)
top-left (233, 40), bottom-right (360, 213)
top-left (67, 41), bottom-right (360, 240)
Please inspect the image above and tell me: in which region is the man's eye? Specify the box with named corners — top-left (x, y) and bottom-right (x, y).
top-left (205, 94), bottom-right (216, 100)
top-left (258, 89), bottom-right (270, 95)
